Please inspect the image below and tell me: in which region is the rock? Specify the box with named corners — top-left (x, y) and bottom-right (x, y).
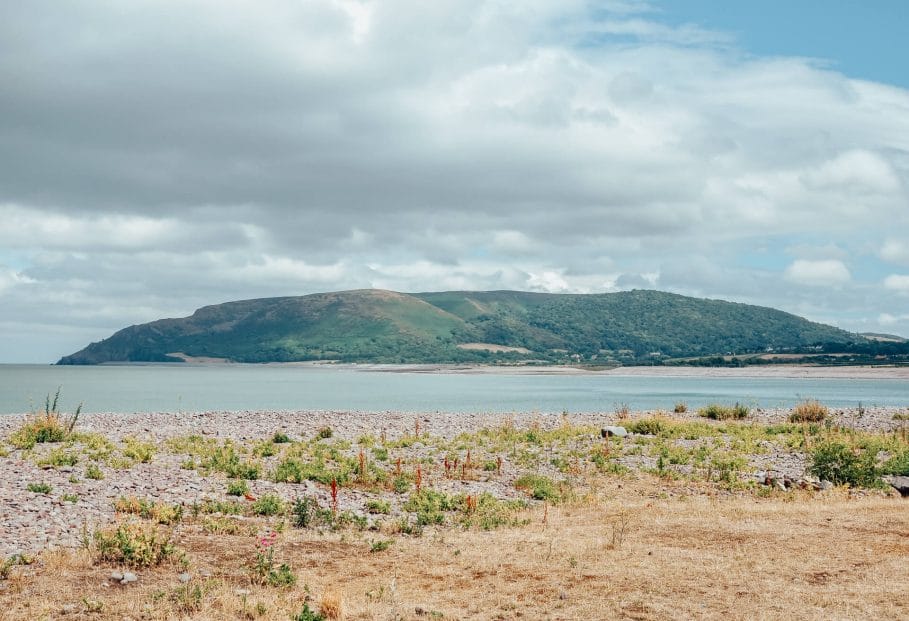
top-left (235, 588), bottom-right (251, 597)
top-left (178, 572), bottom-right (191, 583)
top-left (601, 426), bottom-right (628, 438)
top-left (60, 603), bottom-right (78, 615)
top-left (885, 475), bottom-right (909, 497)
top-left (820, 480), bottom-right (834, 491)
top-left (120, 571), bottom-right (137, 584)
top-left (110, 570), bottom-right (123, 581)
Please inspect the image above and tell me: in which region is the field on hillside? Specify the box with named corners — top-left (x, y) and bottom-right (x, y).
top-left (1, 401), bottom-right (908, 620)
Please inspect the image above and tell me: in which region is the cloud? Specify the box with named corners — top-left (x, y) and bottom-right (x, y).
top-left (784, 260), bottom-right (851, 287)
top-left (1, 0), bottom-right (909, 359)
top-left (883, 274), bottom-right (909, 294)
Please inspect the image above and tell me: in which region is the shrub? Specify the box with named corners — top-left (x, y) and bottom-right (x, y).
top-left (673, 402), bottom-right (688, 414)
top-left (226, 480), bottom-right (249, 496)
top-left (122, 437), bottom-right (155, 463)
top-left (882, 449), bottom-right (909, 477)
top-left (293, 603), bottom-right (326, 621)
top-left (513, 474), bottom-right (562, 502)
top-left (366, 499), bottom-right (390, 514)
top-left (625, 418), bottom-right (666, 435)
top-left (316, 426), bottom-right (333, 439)
top-left (37, 448), bottom-right (79, 468)
top-left (252, 493), bottom-right (284, 516)
top-left (789, 400), bottom-right (829, 423)
top-left (27, 482), bottom-right (52, 494)
top-left (85, 463), bottom-right (105, 480)
top-left (809, 441), bottom-right (879, 487)
top-left (369, 539), bottom-right (393, 553)
top-left (252, 531), bottom-right (296, 587)
top-left (114, 496), bottom-right (183, 525)
top-left (699, 403), bottom-right (749, 421)
top-left (272, 431), bottom-right (291, 444)
top-left (92, 522), bottom-right (182, 568)
top-left (8, 389), bottom-right (82, 449)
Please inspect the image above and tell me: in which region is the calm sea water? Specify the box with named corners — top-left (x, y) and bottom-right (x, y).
top-left (0, 364), bottom-right (906, 415)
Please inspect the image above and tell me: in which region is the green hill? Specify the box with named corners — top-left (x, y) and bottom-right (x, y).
top-left (57, 289), bottom-right (864, 365)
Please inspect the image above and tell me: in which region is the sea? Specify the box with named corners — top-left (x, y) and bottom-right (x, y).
top-left (0, 364), bottom-right (906, 415)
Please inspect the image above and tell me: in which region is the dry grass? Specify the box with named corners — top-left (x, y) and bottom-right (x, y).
top-left (2, 475), bottom-right (907, 620)
top-left (789, 400), bottom-right (830, 423)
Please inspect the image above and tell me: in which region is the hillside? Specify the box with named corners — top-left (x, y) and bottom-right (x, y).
top-left (58, 289), bottom-right (863, 365)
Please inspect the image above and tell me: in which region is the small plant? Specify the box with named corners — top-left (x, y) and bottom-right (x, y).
top-left (9, 389), bottom-right (82, 449)
top-left (673, 402), bottom-right (688, 413)
top-left (251, 531), bottom-right (296, 587)
top-left (789, 400), bottom-right (829, 423)
top-left (316, 426), bottom-right (333, 439)
top-left (37, 447), bottom-right (79, 468)
top-left (122, 437), bottom-right (155, 463)
top-left (272, 431), bottom-right (291, 443)
top-left (699, 403), bottom-right (749, 421)
top-left (625, 418), bottom-right (666, 435)
top-left (319, 590), bottom-right (343, 620)
top-left (366, 499), bottom-right (390, 514)
top-left (62, 493), bottom-right (80, 503)
top-left (615, 403), bottom-right (631, 420)
top-left (810, 441), bottom-right (879, 487)
top-left (114, 496), bottom-right (183, 525)
top-left (252, 493), bottom-right (284, 516)
top-left (227, 479), bottom-right (250, 496)
top-left (369, 539), bottom-right (393, 553)
top-left (85, 463), bottom-right (105, 480)
top-left (27, 482), bottom-right (52, 494)
top-left (514, 473), bottom-right (564, 502)
top-left (1, 555), bottom-right (28, 580)
top-left (91, 521), bottom-right (182, 568)
top-left (293, 603), bottom-right (326, 621)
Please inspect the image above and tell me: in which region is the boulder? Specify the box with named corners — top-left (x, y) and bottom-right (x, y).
top-left (885, 475), bottom-right (909, 497)
top-left (601, 426), bottom-right (628, 438)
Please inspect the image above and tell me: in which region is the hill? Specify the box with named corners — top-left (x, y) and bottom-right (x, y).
top-left (57, 289), bottom-right (864, 365)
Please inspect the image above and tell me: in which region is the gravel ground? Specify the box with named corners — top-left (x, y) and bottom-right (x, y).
top-left (1, 405), bottom-right (905, 558)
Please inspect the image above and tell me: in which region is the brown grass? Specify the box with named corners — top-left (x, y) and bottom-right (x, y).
top-left (2, 475), bottom-right (907, 620)
top-left (789, 400), bottom-right (830, 423)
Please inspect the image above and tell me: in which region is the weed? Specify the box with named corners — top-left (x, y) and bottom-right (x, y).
top-left (369, 539), bottom-right (393, 553)
top-left (9, 390), bottom-right (82, 449)
top-left (272, 431), bottom-right (291, 443)
top-left (27, 482), bottom-right (52, 494)
top-left (699, 403), bottom-right (749, 421)
top-left (62, 493), bottom-right (80, 503)
top-left (36, 447), bottom-right (79, 468)
top-left (171, 583), bottom-right (205, 612)
top-left (625, 418), bottom-right (666, 435)
top-left (227, 479), bottom-right (250, 496)
top-left (366, 499), bottom-right (391, 514)
top-left (673, 402), bottom-right (688, 413)
top-left (789, 400), bottom-right (829, 423)
top-left (316, 426), bottom-right (333, 439)
top-left (319, 590), bottom-right (343, 620)
top-left (252, 493), bottom-right (284, 516)
top-left (514, 473), bottom-right (562, 502)
top-left (91, 521), bottom-right (182, 568)
top-left (201, 516), bottom-right (243, 535)
top-left (85, 463), bottom-right (104, 480)
top-left (122, 437), bottom-right (155, 463)
top-left (810, 441), bottom-right (880, 487)
top-left (293, 603), bottom-right (326, 621)
top-left (251, 531), bottom-right (296, 587)
top-left (114, 496), bottom-right (184, 525)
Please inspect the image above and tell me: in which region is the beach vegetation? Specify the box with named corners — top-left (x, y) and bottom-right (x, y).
top-left (789, 400), bottom-right (829, 423)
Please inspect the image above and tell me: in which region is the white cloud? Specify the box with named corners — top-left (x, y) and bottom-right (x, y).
top-left (883, 274), bottom-right (909, 294)
top-left (784, 260), bottom-right (851, 287)
top-left (881, 240), bottom-right (909, 265)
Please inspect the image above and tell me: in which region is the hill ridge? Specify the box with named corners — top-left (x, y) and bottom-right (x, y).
top-left (58, 289), bottom-right (863, 365)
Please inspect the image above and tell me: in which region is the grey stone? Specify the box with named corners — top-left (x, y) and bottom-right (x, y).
top-left (110, 570), bottom-right (123, 581)
top-left (120, 571), bottom-right (137, 584)
top-left (60, 603), bottom-right (78, 615)
top-left (601, 426), bottom-right (628, 438)
top-left (820, 480), bottom-right (834, 490)
top-left (178, 572), bottom-right (191, 583)
top-left (885, 475), bottom-right (909, 497)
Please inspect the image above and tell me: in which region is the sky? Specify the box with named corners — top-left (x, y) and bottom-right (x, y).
top-left (1, 0), bottom-right (908, 363)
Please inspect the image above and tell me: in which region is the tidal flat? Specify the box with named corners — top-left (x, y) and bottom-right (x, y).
top-left (1, 403), bottom-right (907, 620)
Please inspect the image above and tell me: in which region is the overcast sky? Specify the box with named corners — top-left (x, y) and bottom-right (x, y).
top-left (2, 0), bottom-right (908, 363)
